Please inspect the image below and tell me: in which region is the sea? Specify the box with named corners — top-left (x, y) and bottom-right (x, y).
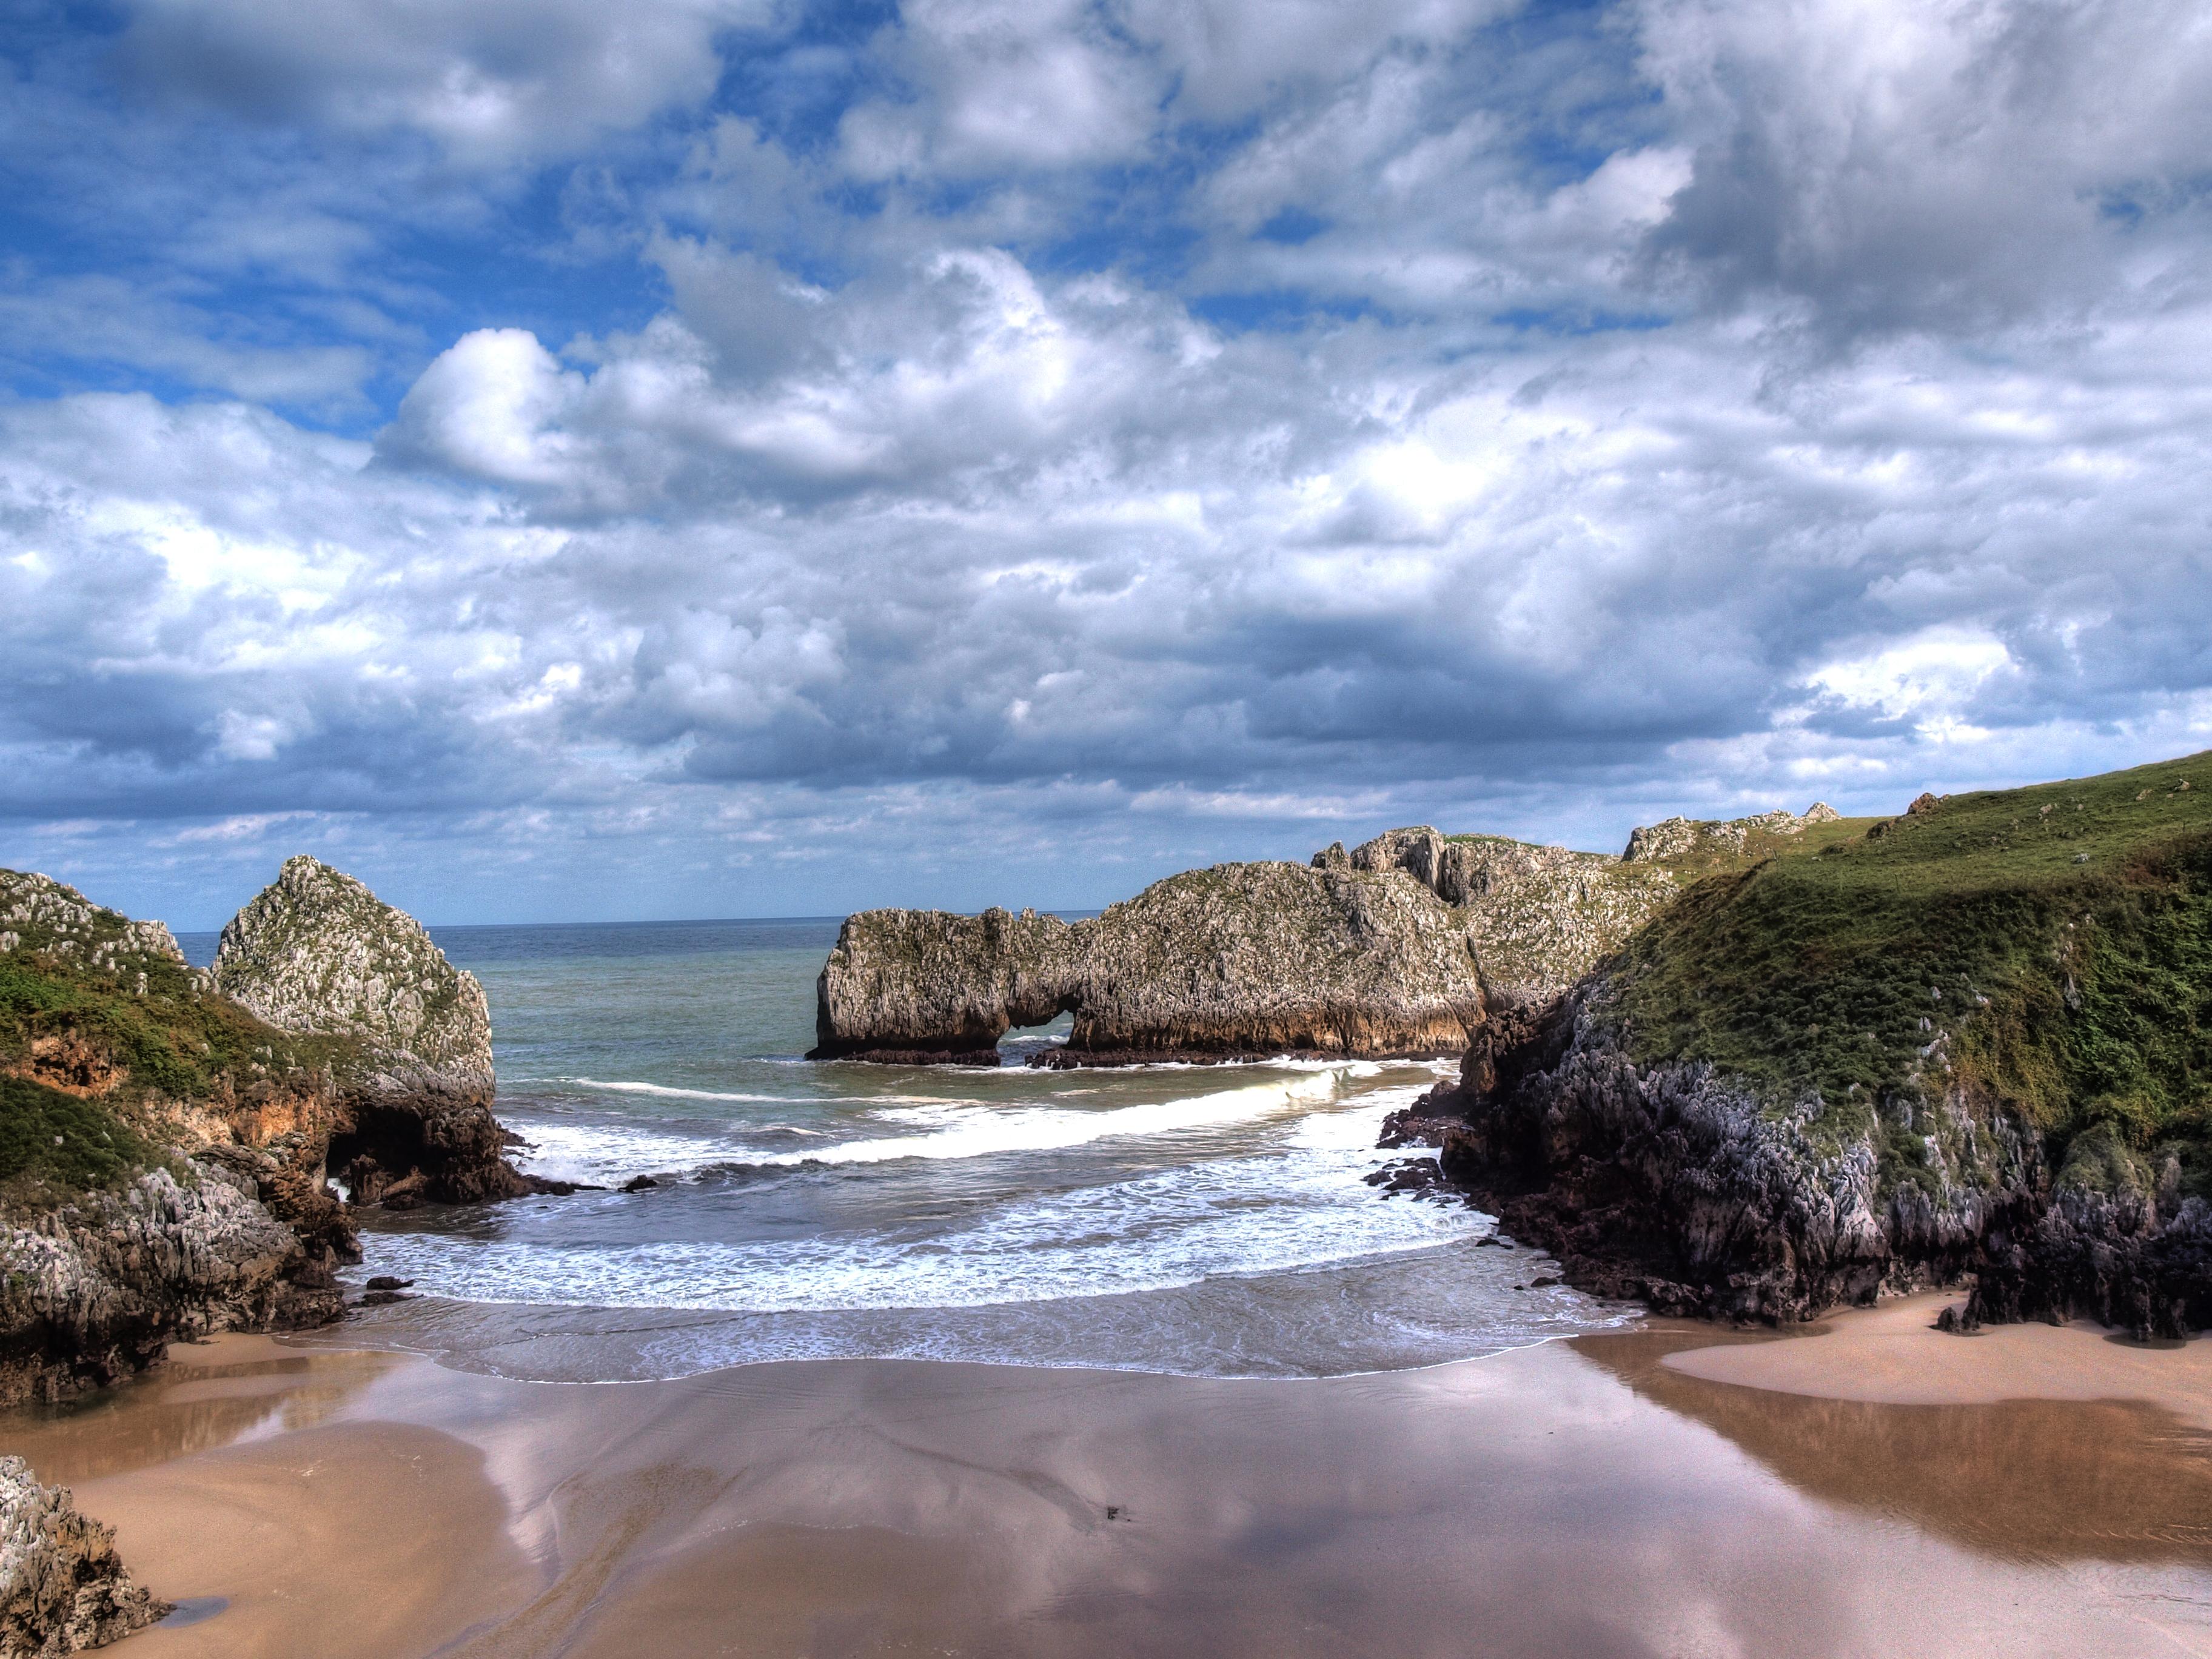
top-left (179, 919), bottom-right (1631, 1382)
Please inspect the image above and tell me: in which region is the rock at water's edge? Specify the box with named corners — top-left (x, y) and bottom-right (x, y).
top-left (1, 1456), bottom-right (169, 1654)
top-left (0, 1163), bottom-right (341, 1409)
top-left (814, 863), bottom-right (1485, 1064)
top-left (212, 857), bottom-right (535, 1205)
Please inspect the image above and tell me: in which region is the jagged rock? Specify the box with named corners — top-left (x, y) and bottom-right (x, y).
top-left (1, 1456), bottom-right (169, 1655)
top-left (814, 866), bottom-right (1486, 1064)
top-left (1427, 982), bottom-right (2036, 1320)
top-left (0, 1163), bottom-right (341, 1409)
top-left (0, 872), bottom-right (187, 989)
top-left (1621, 804), bottom-right (1837, 863)
top-left (213, 857), bottom-right (491, 1099)
top-left (213, 858), bottom-right (536, 1206)
top-left (817, 808), bottom-right (1829, 1067)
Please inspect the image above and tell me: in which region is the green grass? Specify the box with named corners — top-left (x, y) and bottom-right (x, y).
top-left (0, 954), bottom-right (347, 1105)
top-left (0, 873), bottom-right (362, 1212)
top-left (1606, 754), bottom-right (2212, 1199)
top-left (0, 1074), bottom-right (163, 1201)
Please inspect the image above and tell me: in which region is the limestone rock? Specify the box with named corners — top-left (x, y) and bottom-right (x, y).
top-left (1621, 804), bottom-right (1838, 863)
top-left (0, 1164), bottom-right (341, 1409)
top-left (817, 807), bottom-right (1833, 1067)
top-left (1340, 828), bottom-right (1682, 1003)
top-left (0, 871), bottom-right (184, 997)
top-left (213, 857), bottom-right (491, 1101)
top-left (1426, 979), bottom-right (2036, 1322)
top-left (814, 865), bottom-right (1485, 1064)
top-left (212, 857), bottom-right (534, 1207)
top-left (1427, 979), bottom-right (2211, 1335)
top-left (0, 1456), bottom-right (168, 1655)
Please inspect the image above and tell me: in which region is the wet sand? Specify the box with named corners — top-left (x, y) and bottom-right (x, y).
top-left (4, 1306), bottom-right (2209, 1658)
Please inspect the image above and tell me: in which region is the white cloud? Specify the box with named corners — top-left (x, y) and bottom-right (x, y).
top-left (4, 0), bottom-right (2212, 922)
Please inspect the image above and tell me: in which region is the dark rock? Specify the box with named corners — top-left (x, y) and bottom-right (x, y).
top-left (358, 1290), bottom-right (412, 1306)
top-left (1362, 1158), bottom-right (1447, 1199)
top-left (1431, 976), bottom-right (2210, 1333)
top-left (825, 1047), bottom-right (1004, 1067)
top-left (620, 1176), bottom-right (659, 1193)
top-left (1, 1455), bottom-right (170, 1652)
top-left (0, 1163), bottom-right (343, 1409)
top-left (364, 1276), bottom-right (413, 1291)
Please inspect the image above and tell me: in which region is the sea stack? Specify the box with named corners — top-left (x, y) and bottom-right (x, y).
top-left (213, 856), bottom-right (531, 1207)
top-left (812, 808), bottom-right (1841, 1067)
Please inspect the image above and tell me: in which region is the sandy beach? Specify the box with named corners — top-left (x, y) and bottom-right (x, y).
top-left (3, 1293), bottom-right (2206, 1658)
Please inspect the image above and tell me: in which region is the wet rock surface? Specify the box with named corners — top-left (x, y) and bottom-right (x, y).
top-left (0, 1455), bottom-right (169, 1656)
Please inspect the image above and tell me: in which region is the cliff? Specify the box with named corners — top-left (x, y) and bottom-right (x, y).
top-left (1, 1456), bottom-right (166, 1655)
top-left (1423, 754), bottom-right (2212, 1336)
top-left (816, 805), bottom-right (1844, 1065)
top-left (1, 857), bottom-right (540, 1410)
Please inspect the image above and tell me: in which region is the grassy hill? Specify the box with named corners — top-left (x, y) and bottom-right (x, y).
top-left (0, 871), bottom-right (343, 1208)
top-left (1606, 752), bottom-right (2212, 1204)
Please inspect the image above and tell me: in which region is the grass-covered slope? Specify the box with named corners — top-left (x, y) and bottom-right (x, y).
top-left (0, 870), bottom-right (343, 1208)
top-left (1604, 754), bottom-right (2212, 1204)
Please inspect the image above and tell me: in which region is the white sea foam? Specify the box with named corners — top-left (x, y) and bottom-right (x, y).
top-left (554, 1077), bottom-right (796, 1104)
top-left (742, 1069), bottom-right (1344, 1168)
top-left (361, 1133), bottom-right (1470, 1316)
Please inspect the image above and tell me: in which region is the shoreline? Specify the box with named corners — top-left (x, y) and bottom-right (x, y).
top-left (7, 1294), bottom-right (2208, 1658)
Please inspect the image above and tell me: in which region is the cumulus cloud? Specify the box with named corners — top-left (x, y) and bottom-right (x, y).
top-left (2, 0), bottom-right (2211, 923)
top-left (116, 0), bottom-right (780, 163)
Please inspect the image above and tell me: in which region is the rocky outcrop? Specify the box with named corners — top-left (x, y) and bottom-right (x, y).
top-left (1621, 803), bottom-right (1837, 862)
top-left (814, 862), bottom-right (1486, 1064)
top-left (0, 871), bottom-right (189, 1000)
top-left (212, 857), bottom-right (536, 1206)
top-left (1417, 754), bottom-right (2212, 1336)
top-left (1, 1457), bottom-right (167, 1655)
top-left (1331, 828), bottom-right (1685, 1003)
top-left (819, 806), bottom-right (1836, 1066)
top-left (0, 1164), bottom-right (341, 1409)
top-left (1420, 980), bottom-right (2045, 1322)
top-left (1425, 987), bottom-right (2212, 1335)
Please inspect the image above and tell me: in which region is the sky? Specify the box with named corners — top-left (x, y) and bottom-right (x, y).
top-left (4, 0), bottom-right (2211, 928)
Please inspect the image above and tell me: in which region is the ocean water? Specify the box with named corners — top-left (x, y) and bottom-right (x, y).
top-left (180, 919), bottom-right (1632, 1380)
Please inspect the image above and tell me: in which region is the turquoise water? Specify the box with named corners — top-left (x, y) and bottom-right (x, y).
top-left (183, 920), bottom-right (1628, 1379)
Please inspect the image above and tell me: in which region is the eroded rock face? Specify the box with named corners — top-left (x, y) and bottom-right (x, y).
top-left (213, 857), bottom-right (531, 1205)
top-left (0, 871), bottom-right (186, 1002)
top-left (0, 1164), bottom-right (341, 1409)
top-left (817, 806), bottom-right (1842, 1067)
top-left (1338, 828), bottom-right (1686, 1003)
top-left (1423, 980), bottom-right (2208, 1334)
top-left (0, 1456), bottom-right (168, 1656)
top-left (1621, 803), bottom-right (1838, 862)
top-left (214, 857), bottom-right (492, 1099)
top-left (815, 863), bottom-right (1486, 1064)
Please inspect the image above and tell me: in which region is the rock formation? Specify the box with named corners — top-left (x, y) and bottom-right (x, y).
top-left (814, 863), bottom-right (1486, 1064)
top-left (0, 1456), bottom-right (167, 1656)
top-left (1418, 754), bottom-right (2212, 1336)
top-left (212, 856), bottom-right (534, 1206)
top-left (0, 1164), bottom-right (341, 1408)
top-left (816, 806), bottom-right (1841, 1066)
top-left (1, 855), bottom-right (549, 1408)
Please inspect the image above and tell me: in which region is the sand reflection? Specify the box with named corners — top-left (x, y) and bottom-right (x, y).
top-left (0, 1336), bottom-right (400, 1485)
top-left (1576, 1326), bottom-right (2212, 1566)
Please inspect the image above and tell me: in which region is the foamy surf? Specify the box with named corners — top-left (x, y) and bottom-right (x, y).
top-left (743, 1069), bottom-right (1346, 1168)
top-left (343, 917), bottom-right (1625, 1381)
